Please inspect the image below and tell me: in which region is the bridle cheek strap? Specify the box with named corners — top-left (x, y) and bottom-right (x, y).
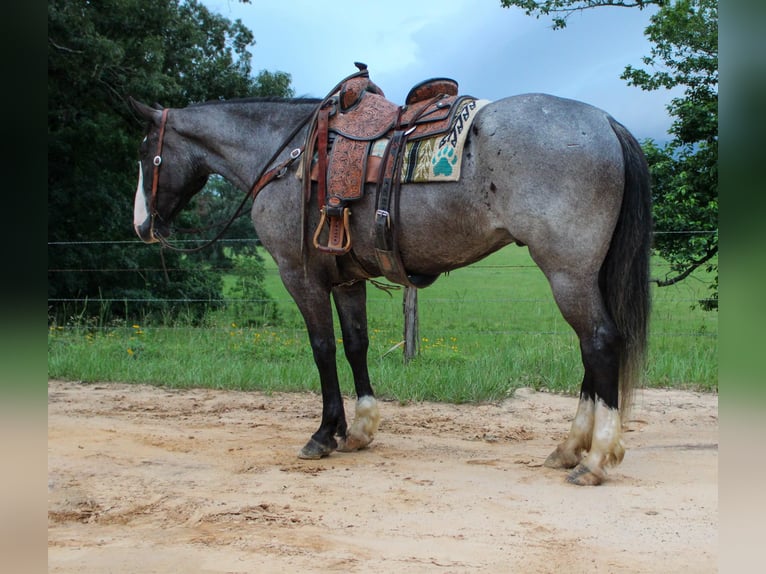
top-left (149, 108), bottom-right (170, 216)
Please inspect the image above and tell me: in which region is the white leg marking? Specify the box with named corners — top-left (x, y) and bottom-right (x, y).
top-left (581, 397), bottom-right (625, 472)
top-left (545, 395), bottom-right (594, 468)
top-left (133, 162), bottom-right (149, 231)
top-left (566, 395), bottom-right (595, 454)
top-left (339, 396), bottom-right (380, 452)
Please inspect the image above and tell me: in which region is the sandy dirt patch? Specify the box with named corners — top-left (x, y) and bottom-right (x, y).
top-left (48, 380), bottom-right (717, 573)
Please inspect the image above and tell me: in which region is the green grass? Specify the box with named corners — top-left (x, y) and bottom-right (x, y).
top-left (48, 247), bottom-right (717, 403)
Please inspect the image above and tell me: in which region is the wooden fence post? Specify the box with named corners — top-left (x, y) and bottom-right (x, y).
top-left (403, 286), bottom-right (419, 362)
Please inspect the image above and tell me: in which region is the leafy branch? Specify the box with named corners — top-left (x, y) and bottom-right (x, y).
top-left (500, 0), bottom-right (666, 29)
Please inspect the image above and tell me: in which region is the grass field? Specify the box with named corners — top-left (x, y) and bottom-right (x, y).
top-left (48, 246), bottom-right (717, 403)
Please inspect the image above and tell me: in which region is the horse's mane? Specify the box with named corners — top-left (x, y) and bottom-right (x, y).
top-left (190, 96), bottom-right (321, 108)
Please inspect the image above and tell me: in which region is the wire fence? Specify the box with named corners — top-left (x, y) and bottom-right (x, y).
top-left (48, 233), bottom-right (718, 339)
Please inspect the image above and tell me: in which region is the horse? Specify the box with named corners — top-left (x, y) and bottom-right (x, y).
top-left (129, 77), bottom-right (651, 486)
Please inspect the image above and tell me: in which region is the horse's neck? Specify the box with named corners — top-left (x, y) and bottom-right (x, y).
top-left (181, 100), bottom-right (316, 193)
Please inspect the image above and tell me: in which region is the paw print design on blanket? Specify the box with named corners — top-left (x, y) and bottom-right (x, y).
top-left (431, 145), bottom-right (458, 177)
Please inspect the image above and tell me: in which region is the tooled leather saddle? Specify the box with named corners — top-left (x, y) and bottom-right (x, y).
top-left (303, 63), bottom-right (475, 287)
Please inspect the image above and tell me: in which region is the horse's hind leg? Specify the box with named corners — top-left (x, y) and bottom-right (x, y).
top-left (331, 280), bottom-right (380, 452)
top-left (541, 271), bottom-right (623, 486)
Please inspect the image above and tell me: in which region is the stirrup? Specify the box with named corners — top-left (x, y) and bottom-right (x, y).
top-left (313, 207), bottom-right (352, 255)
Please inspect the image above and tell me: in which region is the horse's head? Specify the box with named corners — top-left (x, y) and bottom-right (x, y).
top-left (129, 98), bottom-right (209, 243)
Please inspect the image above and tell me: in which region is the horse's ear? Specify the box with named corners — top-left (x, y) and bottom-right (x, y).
top-left (128, 96), bottom-right (163, 124)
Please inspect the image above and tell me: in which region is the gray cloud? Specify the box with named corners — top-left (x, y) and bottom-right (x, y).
top-left (204, 0), bottom-right (676, 141)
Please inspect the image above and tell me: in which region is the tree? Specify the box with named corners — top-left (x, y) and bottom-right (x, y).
top-left (622, 0), bottom-right (717, 308)
top-left (48, 0), bottom-right (293, 323)
top-left (500, 0), bottom-right (718, 309)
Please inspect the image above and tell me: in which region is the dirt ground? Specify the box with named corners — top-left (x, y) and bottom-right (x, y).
top-left (48, 380), bottom-right (718, 573)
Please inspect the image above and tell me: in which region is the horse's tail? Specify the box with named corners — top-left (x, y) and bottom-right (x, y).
top-left (604, 116), bottom-right (652, 418)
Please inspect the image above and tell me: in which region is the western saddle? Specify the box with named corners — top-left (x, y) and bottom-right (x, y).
top-left (302, 63), bottom-right (472, 287)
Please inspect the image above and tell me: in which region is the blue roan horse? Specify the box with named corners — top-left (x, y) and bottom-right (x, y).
top-left (130, 73), bottom-right (651, 486)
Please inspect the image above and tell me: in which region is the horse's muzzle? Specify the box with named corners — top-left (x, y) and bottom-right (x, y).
top-left (134, 217), bottom-right (160, 244)
top-left (134, 215), bottom-right (171, 244)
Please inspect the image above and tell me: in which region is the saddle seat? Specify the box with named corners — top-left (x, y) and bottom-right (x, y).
top-left (304, 65), bottom-right (468, 287)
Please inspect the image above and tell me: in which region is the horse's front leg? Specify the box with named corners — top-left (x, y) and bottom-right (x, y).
top-left (298, 324), bottom-right (348, 459)
top-left (283, 276), bottom-right (348, 460)
top-left (332, 281), bottom-right (380, 452)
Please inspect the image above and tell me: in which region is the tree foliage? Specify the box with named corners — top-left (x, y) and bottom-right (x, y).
top-left (622, 0), bottom-right (717, 308)
top-left (48, 0), bottom-right (293, 323)
top-left (500, 0), bottom-right (718, 308)
top-left (499, 0), bottom-right (664, 30)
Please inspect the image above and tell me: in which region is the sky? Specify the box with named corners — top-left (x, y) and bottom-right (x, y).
top-left (202, 0), bottom-right (678, 142)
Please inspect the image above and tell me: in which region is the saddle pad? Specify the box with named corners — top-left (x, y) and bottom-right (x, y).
top-left (372, 98), bottom-right (490, 183)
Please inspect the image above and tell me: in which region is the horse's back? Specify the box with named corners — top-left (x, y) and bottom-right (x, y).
top-left (478, 92), bottom-right (616, 131)
top-left (475, 93), bottom-right (623, 170)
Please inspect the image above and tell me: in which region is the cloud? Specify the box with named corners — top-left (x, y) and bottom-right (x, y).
top-left (203, 0), bottom-right (676, 140)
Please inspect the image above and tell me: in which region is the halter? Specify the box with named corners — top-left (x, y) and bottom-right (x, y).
top-left (149, 108), bottom-right (170, 220)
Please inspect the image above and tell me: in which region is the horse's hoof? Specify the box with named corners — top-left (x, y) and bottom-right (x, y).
top-left (298, 438), bottom-right (335, 460)
top-left (337, 396), bottom-right (379, 452)
top-left (337, 434), bottom-right (372, 452)
top-left (544, 446), bottom-right (579, 469)
top-left (566, 463), bottom-right (604, 486)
